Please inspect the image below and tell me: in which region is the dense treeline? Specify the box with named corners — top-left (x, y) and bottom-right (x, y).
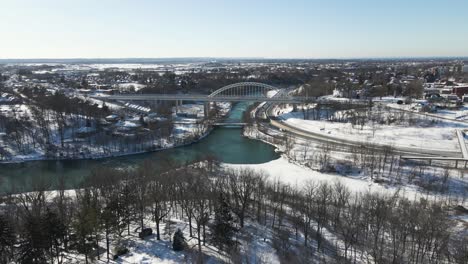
top-left (136, 67), bottom-right (321, 95)
top-left (0, 159), bottom-right (465, 263)
top-left (0, 86), bottom-right (198, 161)
top-left (0, 89), bottom-right (107, 159)
top-left (255, 119), bottom-right (467, 197)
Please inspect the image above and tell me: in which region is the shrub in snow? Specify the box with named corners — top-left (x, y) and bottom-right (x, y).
top-left (211, 193), bottom-right (237, 250)
top-left (113, 246), bottom-right (129, 260)
top-left (172, 228), bottom-right (186, 251)
top-left (138, 228), bottom-right (152, 239)
top-left (454, 205), bottom-right (468, 214)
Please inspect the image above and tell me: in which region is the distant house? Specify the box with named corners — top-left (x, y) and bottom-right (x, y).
top-left (115, 121), bottom-right (142, 132)
top-left (89, 84), bottom-right (111, 90)
top-left (105, 114), bottom-right (120, 122)
top-left (412, 102), bottom-right (436, 113)
top-left (144, 113), bottom-right (168, 123)
top-left (400, 75), bottom-right (416, 83)
top-left (176, 112), bottom-right (198, 118)
top-left (424, 88), bottom-right (440, 98)
top-left (424, 82), bottom-right (468, 99)
top-left (94, 89), bottom-right (114, 95)
top-left (462, 95), bottom-right (468, 103)
top-left (451, 85), bottom-right (468, 98)
top-left (0, 93), bottom-right (20, 105)
top-left (78, 88), bottom-right (93, 94)
top-left (332, 88), bottom-right (343, 97)
top-left (75, 127), bottom-right (97, 138)
top-left (441, 94), bottom-right (462, 105)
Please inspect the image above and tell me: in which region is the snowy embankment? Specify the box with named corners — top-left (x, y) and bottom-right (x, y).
top-left (388, 102), bottom-right (468, 121)
top-left (241, 117), bottom-right (467, 204)
top-left (279, 111), bottom-right (467, 151)
top-left (0, 124), bottom-right (213, 164)
top-left (114, 82), bottom-right (147, 92)
top-left (226, 157), bottom-right (430, 201)
top-left (0, 102), bottom-right (232, 164)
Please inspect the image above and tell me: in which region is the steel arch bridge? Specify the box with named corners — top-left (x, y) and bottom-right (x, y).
top-left (208, 82), bottom-right (287, 99)
top-left (93, 82), bottom-right (297, 103)
top-left (92, 81), bottom-right (369, 118)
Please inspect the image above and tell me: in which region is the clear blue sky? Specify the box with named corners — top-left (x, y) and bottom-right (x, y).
top-left (1, 0), bottom-right (467, 59)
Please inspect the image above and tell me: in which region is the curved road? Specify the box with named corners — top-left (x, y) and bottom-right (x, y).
top-left (256, 97), bottom-right (462, 158)
top-left (269, 118), bottom-right (461, 157)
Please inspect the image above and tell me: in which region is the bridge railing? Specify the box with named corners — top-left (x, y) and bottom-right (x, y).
top-left (208, 82), bottom-right (288, 99)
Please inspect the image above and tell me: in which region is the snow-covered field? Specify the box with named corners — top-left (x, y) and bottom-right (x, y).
top-left (243, 116), bottom-right (468, 204)
top-left (227, 156), bottom-right (467, 204)
top-left (388, 102), bottom-right (468, 121)
top-left (228, 158), bottom-right (390, 193)
top-left (279, 111), bottom-right (468, 151)
top-left (114, 82), bottom-right (147, 91)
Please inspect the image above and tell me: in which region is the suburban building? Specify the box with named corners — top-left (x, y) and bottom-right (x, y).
top-left (0, 93), bottom-right (20, 105)
top-left (451, 84), bottom-right (468, 98)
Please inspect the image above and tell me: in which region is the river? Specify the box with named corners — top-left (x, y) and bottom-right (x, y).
top-left (0, 102), bottom-right (279, 193)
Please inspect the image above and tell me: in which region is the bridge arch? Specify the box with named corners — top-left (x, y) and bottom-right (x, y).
top-left (208, 82), bottom-right (282, 98)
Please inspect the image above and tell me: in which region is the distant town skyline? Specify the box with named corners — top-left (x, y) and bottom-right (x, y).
top-left (1, 0), bottom-right (468, 59)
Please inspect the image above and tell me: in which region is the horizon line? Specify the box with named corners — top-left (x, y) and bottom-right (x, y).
top-left (0, 56), bottom-right (467, 63)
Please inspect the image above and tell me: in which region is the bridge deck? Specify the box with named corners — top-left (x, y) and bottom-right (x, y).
top-left (213, 122), bottom-right (247, 126)
top-left (93, 94), bottom-right (302, 103)
top-left (400, 156), bottom-right (466, 161)
top-left (456, 129), bottom-right (468, 159)
top-left (92, 94), bottom-right (370, 104)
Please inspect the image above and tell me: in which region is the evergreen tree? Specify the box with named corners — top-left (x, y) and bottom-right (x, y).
top-left (102, 102), bottom-right (109, 112)
top-left (42, 208), bottom-right (67, 262)
top-left (73, 190), bottom-right (99, 264)
top-left (212, 194), bottom-right (237, 250)
top-left (0, 214), bottom-right (15, 264)
top-left (18, 213), bottom-right (48, 264)
top-left (139, 115), bottom-right (147, 127)
top-left (119, 182), bottom-right (136, 236)
top-left (172, 228), bottom-right (186, 251)
top-left (102, 196), bottom-right (120, 261)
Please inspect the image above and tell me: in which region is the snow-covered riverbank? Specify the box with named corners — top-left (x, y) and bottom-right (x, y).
top-left (0, 102), bottom-right (233, 164)
top-left (241, 122), bottom-right (468, 204)
top-left (0, 124), bottom-right (213, 164)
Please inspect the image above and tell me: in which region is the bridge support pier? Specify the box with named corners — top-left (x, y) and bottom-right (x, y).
top-left (175, 100), bottom-right (183, 114)
top-left (204, 102), bottom-right (210, 118)
top-left (293, 104), bottom-right (298, 112)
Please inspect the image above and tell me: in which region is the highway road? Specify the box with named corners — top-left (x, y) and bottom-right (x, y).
top-left (257, 101), bottom-right (463, 158)
top-left (269, 118), bottom-right (462, 157)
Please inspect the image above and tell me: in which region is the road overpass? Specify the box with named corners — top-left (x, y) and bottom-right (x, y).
top-left (92, 82), bottom-right (370, 118)
top-left (92, 82), bottom-right (300, 117)
top-left (93, 93), bottom-right (304, 103)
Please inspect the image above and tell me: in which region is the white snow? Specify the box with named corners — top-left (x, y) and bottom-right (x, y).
top-left (280, 111), bottom-right (468, 151)
top-left (115, 82), bottom-right (147, 91)
top-left (117, 120), bottom-right (141, 128)
top-left (227, 157), bottom-right (392, 194)
top-left (76, 127), bottom-right (96, 133)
